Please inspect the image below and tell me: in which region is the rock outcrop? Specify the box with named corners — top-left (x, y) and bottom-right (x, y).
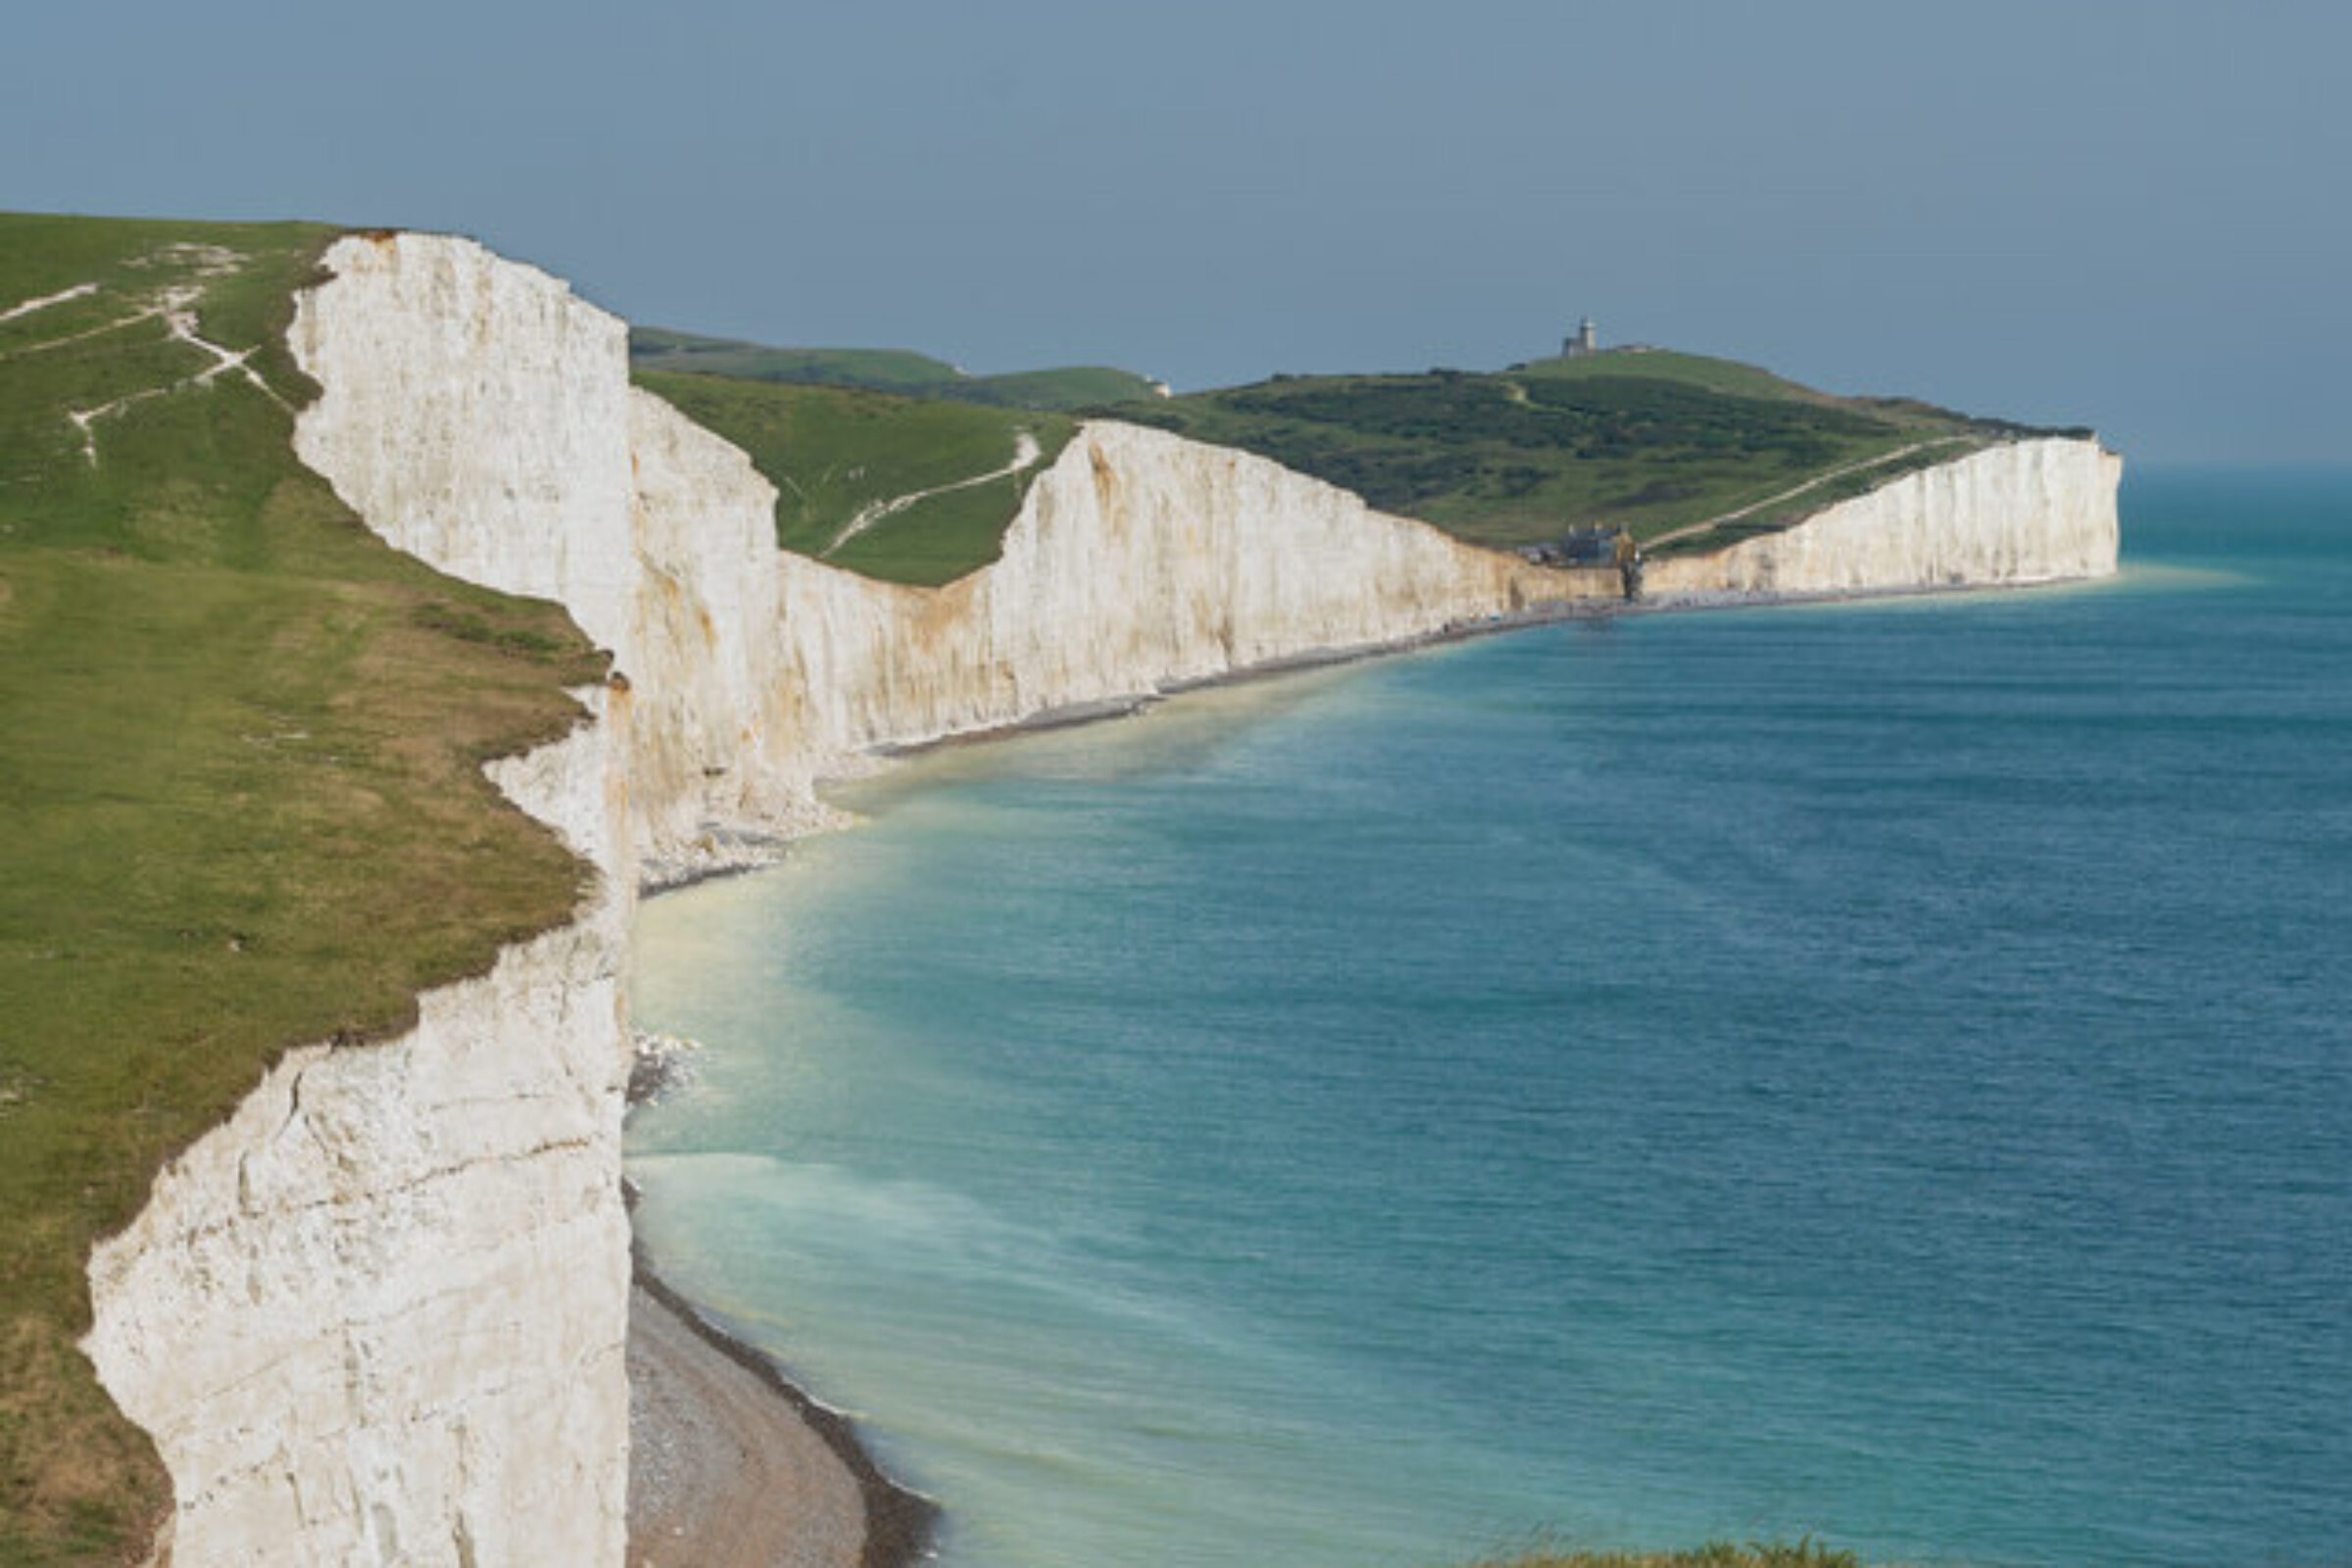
top-left (80, 229), bottom-right (2121, 1566)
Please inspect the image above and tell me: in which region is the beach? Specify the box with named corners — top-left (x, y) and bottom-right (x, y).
top-left (626, 1278), bottom-right (862, 1568)
top-left (625, 1053), bottom-right (933, 1568)
top-left (627, 1255), bottom-right (934, 1568)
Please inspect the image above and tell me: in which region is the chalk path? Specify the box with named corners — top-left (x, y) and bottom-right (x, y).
top-left (822, 431), bottom-right (1043, 559)
top-left (1644, 436), bottom-right (1972, 550)
top-left (14, 246), bottom-right (294, 466)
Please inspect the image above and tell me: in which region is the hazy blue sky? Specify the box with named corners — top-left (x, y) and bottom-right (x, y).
top-left (8, 1), bottom-right (2347, 462)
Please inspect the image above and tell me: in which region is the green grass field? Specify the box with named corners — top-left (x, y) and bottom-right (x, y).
top-left (0, 213), bottom-right (604, 1564)
top-left (634, 369), bottom-right (1075, 585)
top-left (629, 325), bottom-right (1164, 411)
top-left (1094, 348), bottom-right (2087, 556)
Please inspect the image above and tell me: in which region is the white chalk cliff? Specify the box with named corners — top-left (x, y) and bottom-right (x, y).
top-left (1642, 438), bottom-right (2121, 600)
top-left (81, 231), bottom-right (2120, 1566)
top-left (280, 233), bottom-right (1592, 878)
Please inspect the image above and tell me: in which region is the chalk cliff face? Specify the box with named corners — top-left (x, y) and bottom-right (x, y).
top-left (1642, 438), bottom-right (2121, 600)
top-left (84, 229), bottom-right (2121, 1566)
top-left (629, 395), bottom-right (1590, 871)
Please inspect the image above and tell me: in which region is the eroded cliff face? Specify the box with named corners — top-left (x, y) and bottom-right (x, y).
top-left (84, 229), bottom-right (2120, 1566)
top-left (1642, 438), bottom-right (2121, 600)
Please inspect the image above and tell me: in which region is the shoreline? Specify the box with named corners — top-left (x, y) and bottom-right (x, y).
top-left (619, 564), bottom-right (2114, 1565)
top-left (641, 570), bottom-right (2099, 809)
top-left (625, 1178), bottom-right (938, 1568)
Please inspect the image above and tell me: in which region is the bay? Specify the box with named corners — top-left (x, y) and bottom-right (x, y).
top-left (629, 468), bottom-right (2352, 1568)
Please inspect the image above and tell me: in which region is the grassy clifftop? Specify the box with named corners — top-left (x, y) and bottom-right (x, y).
top-left (0, 214), bottom-right (606, 1564)
top-left (1099, 347), bottom-right (2088, 557)
top-left (630, 325), bottom-right (1165, 411)
top-left (651, 332), bottom-right (2092, 586)
top-left (634, 369), bottom-right (1075, 586)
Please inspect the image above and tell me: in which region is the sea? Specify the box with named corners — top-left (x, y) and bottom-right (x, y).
top-left (626, 468), bottom-right (2351, 1568)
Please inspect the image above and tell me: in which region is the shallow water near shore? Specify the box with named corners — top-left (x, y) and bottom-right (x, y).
top-left (628, 468), bottom-right (2352, 1568)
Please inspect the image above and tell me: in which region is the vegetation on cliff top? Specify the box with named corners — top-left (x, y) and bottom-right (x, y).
top-left (630, 325), bottom-right (1164, 411)
top-left (646, 328), bottom-right (2093, 583)
top-left (0, 213), bottom-right (605, 1564)
top-left (1099, 348), bottom-right (2090, 556)
top-left (634, 368), bottom-right (1075, 586)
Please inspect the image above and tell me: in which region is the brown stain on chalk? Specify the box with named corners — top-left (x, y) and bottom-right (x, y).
top-left (1088, 439), bottom-right (1121, 523)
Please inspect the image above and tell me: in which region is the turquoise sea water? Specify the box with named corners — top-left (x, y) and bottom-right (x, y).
top-left (628, 469), bottom-right (2352, 1568)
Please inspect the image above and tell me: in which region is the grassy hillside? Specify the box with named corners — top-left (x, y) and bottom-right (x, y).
top-left (635, 369), bottom-right (1074, 586)
top-left (1097, 348), bottom-right (2087, 557)
top-left (0, 214), bottom-right (606, 1564)
top-left (966, 363), bottom-right (1166, 408)
top-left (637, 339), bottom-right (2090, 590)
top-left (630, 325), bottom-right (1165, 411)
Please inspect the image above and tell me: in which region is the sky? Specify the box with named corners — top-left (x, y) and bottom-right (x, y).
top-left (7, 0), bottom-right (2348, 463)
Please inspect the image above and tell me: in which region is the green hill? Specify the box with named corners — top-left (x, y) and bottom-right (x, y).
top-left (628, 325), bottom-right (1166, 411)
top-left (1095, 348), bottom-right (2088, 557)
top-left (634, 370), bottom-right (1075, 587)
top-left (642, 339), bottom-right (2091, 589)
top-left (0, 212), bottom-right (604, 1563)
top-left (965, 363), bottom-right (1168, 409)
